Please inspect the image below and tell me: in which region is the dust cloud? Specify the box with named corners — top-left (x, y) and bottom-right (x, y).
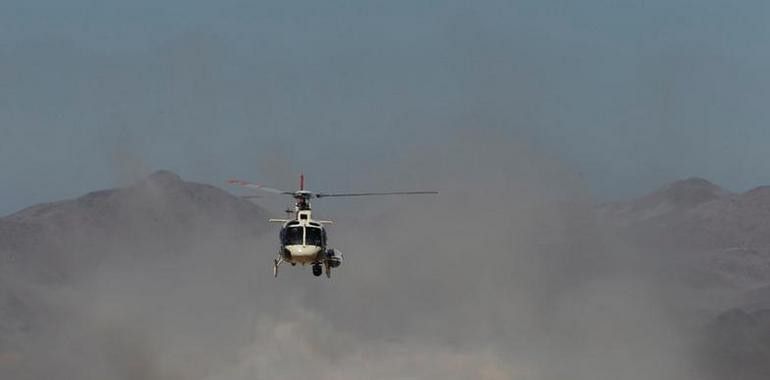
top-left (1, 132), bottom-right (708, 379)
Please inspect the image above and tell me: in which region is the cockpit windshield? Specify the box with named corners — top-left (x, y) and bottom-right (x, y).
top-left (281, 226), bottom-right (325, 246)
top-left (305, 227), bottom-right (324, 247)
top-left (282, 226), bottom-right (304, 245)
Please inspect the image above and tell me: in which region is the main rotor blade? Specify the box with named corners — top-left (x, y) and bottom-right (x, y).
top-left (315, 191), bottom-right (438, 198)
top-left (226, 179), bottom-right (294, 195)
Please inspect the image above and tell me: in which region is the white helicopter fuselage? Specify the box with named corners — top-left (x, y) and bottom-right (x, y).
top-left (273, 210), bottom-right (334, 265)
top-left (283, 244), bottom-right (323, 264)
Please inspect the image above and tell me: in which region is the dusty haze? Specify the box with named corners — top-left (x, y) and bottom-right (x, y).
top-left (2, 1), bottom-right (770, 379)
top-left (0, 135), bottom-right (722, 379)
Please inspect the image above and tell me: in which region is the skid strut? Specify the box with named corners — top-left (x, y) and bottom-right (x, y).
top-left (273, 257), bottom-right (283, 278)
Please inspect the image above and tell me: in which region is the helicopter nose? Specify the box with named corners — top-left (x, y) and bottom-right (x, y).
top-left (286, 245), bottom-right (321, 258)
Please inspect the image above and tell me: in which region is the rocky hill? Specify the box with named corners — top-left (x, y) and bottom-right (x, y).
top-left (600, 177), bottom-right (770, 251)
top-left (600, 178), bottom-right (770, 289)
top-left (2, 173), bottom-right (770, 379)
top-left (601, 178), bottom-right (770, 380)
top-left (0, 171), bottom-right (271, 378)
top-left (0, 170), bottom-right (269, 282)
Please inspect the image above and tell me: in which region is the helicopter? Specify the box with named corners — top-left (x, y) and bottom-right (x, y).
top-left (227, 174), bottom-right (437, 278)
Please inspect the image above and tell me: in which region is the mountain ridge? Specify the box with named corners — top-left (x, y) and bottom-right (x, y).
top-left (0, 170), bottom-right (270, 282)
top-left (2, 173), bottom-right (770, 379)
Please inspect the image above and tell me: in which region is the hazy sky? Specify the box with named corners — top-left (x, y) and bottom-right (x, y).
top-left (2, 0), bottom-right (770, 214)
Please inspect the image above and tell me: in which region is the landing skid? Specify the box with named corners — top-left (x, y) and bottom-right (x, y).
top-left (273, 257), bottom-right (283, 278)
